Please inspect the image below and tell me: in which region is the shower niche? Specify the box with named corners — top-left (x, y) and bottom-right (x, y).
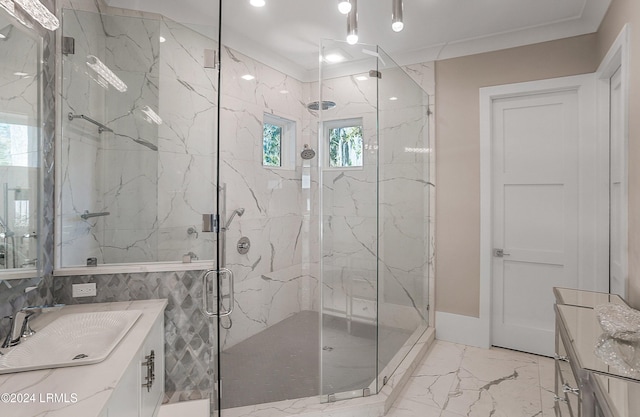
top-left (56, 9), bottom-right (218, 269)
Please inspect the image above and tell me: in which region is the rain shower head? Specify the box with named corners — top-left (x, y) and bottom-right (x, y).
top-left (307, 101), bottom-right (336, 111)
top-left (301, 144), bottom-right (316, 160)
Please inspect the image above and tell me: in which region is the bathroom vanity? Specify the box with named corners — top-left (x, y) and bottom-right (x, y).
top-left (0, 299), bottom-right (166, 417)
top-left (554, 288), bottom-right (640, 417)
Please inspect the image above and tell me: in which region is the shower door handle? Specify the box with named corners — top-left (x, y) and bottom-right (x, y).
top-left (218, 268), bottom-right (234, 317)
top-left (201, 268), bottom-right (234, 318)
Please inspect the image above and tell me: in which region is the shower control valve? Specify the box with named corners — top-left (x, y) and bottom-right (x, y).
top-left (237, 237), bottom-right (251, 255)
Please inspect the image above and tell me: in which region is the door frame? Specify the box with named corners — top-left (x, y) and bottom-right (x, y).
top-left (478, 73), bottom-right (606, 348)
top-left (596, 24), bottom-right (630, 297)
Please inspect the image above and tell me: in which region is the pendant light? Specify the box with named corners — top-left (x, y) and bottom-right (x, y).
top-left (392, 0), bottom-right (404, 32)
top-left (346, 0), bottom-right (358, 45)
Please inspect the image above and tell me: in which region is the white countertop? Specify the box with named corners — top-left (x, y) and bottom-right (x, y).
top-left (0, 299), bottom-right (167, 417)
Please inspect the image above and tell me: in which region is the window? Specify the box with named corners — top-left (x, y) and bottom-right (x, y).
top-left (0, 121), bottom-right (31, 167)
top-left (326, 119), bottom-right (363, 168)
top-left (263, 113), bottom-right (295, 169)
top-left (263, 122), bottom-right (282, 167)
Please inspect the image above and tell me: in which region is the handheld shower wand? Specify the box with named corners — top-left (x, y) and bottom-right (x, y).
top-left (224, 208), bottom-right (245, 231)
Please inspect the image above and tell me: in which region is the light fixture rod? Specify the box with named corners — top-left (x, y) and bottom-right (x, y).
top-left (346, 0), bottom-right (358, 45)
top-left (392, 0), bottom-right (404, 32)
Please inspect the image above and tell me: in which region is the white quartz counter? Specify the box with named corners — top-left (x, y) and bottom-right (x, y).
top-left (0, 299), bottom-right (167, 417)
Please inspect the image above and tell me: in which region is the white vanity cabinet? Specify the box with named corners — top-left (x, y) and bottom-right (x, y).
top-left (0, 300), bottom-right (167, 417)
top-left (101, 313), bottom-right (164, 417)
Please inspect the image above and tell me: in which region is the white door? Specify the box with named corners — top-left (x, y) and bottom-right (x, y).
top-left (609, 66), bottom-right (628, 298)
top-left (490, 76), bottom-right (599, 356)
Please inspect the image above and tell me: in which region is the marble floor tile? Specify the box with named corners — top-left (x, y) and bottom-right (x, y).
top-left (389, 341), bottom-right (555, 417)
top-left (538, 356), bottom-right (556, 417)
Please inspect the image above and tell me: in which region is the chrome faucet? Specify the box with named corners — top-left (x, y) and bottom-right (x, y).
top-left (1, 304), bottom-right (64, 348)
top-left (2, 310), bottom-right (33, 348)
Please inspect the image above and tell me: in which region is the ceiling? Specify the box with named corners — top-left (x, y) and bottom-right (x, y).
top-left (106, 0), bottom-right (611, 82)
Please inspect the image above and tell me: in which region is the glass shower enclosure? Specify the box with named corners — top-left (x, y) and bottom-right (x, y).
top-left (215, 31), bottom-right (431, 409)
top-left (57, 0), bottom-right (431, 414)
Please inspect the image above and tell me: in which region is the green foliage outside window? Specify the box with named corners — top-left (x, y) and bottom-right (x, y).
top-left (263, 123), bottom-right (282, 167)
top-left (329, 125), bottom-right (363, 167)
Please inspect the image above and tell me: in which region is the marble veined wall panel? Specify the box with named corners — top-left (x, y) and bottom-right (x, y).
top-left (156, 18), bottom-right (218, 262)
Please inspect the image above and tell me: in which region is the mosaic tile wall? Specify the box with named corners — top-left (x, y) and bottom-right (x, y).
top-left (53, 270), bottom-right (213, 403)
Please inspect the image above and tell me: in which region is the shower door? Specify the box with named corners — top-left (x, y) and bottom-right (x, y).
top-left (214, 1), bottom-right (322, 410)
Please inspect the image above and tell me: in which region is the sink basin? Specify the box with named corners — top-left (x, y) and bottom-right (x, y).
top-left (0, 310), bottom-right (142, 374)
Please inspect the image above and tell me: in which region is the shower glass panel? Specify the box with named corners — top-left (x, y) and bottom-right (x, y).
top-left (59, 3), bottom-right (221, 415)
top-left (319, 40), bottom-right (380, 400)
top-left (376, 46), bottom-right (430, 388)
top-left (59, 10), bottom-right (217, 267)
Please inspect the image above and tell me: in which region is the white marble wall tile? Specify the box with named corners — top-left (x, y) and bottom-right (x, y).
top-left (100, 227), bottom-right (158, 263)
top-left (221, 159), bottom-right (304, 219)
top-left (156, 226), bottom-right (215, 262)
top-left (157, 20), bottom-right (217, 157)
top-left (402, 62), bottom-right (435, 97)
top-left (103, 13), bottom-right (160, 74)
top-left (224, 216), bottom-right (304, 282)
top-left (157, 153), bottom-right (214, 224)
top-left (221, 47), bottom-right (305, 116)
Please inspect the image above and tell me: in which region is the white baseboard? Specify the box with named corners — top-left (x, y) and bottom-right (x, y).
top-left (435, 311), bottom-right (490, 348)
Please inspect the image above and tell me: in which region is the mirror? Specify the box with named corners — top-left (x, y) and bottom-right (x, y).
top-left (0, 12), bottom-right (42, 280)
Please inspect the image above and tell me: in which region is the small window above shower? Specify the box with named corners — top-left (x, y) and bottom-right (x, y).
top-left (325, 118), bottom-right (363, 168)
top-left (262, 113), bottom-right (295, 170)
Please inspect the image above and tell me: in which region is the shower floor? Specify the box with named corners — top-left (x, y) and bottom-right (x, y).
top-left (219, 310), bottom-right (411, 409)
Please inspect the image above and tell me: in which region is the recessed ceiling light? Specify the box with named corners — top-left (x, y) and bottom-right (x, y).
top-left (324, 53), bottom-right (345, 63)
top-left (0, 34), bottom-right (5, 40)
top-left (13, 72), bottom-right (28, 77)
top-left (279, 90), bottom-right (289, 94)
top-left (250, 0), bottom-right (266, 7)
top-left (159, 36), bottom-right (166, 43)
top-left (355, 75), bottom-right (368, 81)
top-left (241, 74), bottom-right (255, 81)
top-left (389, 96), bottom-right (398, 101)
